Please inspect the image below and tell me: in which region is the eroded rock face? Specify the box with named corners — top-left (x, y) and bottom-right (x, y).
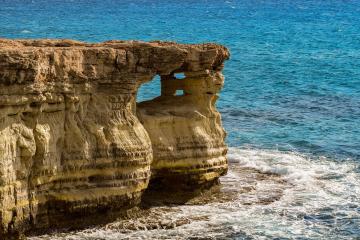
top-left (0, 39), bottom-right (229, 237)
top-left (137, 70), bottom-right (228, 190)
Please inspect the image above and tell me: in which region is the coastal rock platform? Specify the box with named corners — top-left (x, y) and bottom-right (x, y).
top-left (0, 39), bottom-right (229, 238)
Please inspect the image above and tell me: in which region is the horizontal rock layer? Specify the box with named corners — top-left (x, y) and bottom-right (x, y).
top-left (0, 39), bottom-right (229, 237)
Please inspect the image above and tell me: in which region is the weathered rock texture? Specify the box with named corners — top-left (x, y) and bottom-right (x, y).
top-left (0, 39), bottom-right (229, 237)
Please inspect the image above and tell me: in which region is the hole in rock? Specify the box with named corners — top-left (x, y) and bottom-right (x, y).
top-left (137, 75), bottom-right (161, 102)
top-left (174, 72), bottom-right (185, 79)
top-left (30, 102), bottom-right (39, 108)
top-left (175, 90), bottom-right (184, 96)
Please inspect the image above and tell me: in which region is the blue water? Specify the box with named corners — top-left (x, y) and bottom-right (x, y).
top-left (1, 0), bottom-right (360, 161)
top-left (1, 0), bottom-right (360, 239)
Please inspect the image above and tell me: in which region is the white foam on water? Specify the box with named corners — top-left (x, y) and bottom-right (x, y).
top-left (30, 148), bottom-right (360, 240)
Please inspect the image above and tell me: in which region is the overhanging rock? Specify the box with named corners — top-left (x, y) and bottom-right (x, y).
top-left (0, 39), bottom-right (230, 237)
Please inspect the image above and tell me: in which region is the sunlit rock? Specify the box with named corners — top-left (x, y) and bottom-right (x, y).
top-left (0, 39), bottom-right (229, 237)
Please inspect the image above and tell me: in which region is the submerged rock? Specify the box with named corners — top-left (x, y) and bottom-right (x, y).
top-left (0, 39), bottom-right (229, 238)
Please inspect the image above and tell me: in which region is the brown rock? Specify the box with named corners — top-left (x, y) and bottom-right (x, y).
top-left (0, 39), bottom-right (229, 238)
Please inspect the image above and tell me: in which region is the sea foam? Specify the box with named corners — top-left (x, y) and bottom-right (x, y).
top-left (30, 148), bottom-right (360, 240)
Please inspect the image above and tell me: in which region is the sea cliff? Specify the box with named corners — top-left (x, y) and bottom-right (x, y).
top-left (0, 39), bottom-right (229, 238)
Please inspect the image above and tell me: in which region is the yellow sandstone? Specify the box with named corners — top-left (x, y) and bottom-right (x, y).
top-left (0, 39), bottom-right (229, 237)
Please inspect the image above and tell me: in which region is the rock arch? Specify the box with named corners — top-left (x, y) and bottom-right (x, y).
top-left (0, 39), bottom-right (229, 237)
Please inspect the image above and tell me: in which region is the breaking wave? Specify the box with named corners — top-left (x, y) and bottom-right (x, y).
top-left (30, 148), bottom-right (360, 240)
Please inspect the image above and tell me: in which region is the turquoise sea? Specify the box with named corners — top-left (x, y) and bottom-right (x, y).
top-left (1, 0), bottom-right (360, 239)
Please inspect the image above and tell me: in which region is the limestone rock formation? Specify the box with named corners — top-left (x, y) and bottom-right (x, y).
top-left (0, 39), bottom-right (229, 237)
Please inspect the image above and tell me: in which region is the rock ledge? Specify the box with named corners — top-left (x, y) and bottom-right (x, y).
top-left (0, 39), bottom-right (229, 237)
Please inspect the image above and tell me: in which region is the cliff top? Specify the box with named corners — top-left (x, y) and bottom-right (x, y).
top-left (0, 39), bottom-right (230, 85)
top-left (0, 38), bottom-right (229, 52)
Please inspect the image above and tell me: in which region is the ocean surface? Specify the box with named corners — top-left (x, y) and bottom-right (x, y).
top-left (1, 0), bottom-right (360, 239)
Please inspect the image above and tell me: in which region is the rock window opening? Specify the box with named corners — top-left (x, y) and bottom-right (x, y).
top-left (175, 90), bottom-right (184, 96)
top-left (174, 72), bottom-right (185, 79)
top-left (136, 75), bottom-right (161, 102)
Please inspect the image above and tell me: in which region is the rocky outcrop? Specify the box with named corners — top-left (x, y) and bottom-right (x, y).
top-left (0, 39), bottom-right (229, 237)
top-left (137, 70), bottom-right (228, 190)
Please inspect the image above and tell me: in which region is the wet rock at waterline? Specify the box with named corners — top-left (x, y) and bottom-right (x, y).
top-left (0, 39), bottom-right (229, 237)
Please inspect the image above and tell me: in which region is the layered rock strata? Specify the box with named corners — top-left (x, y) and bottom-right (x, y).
top-left (0, 39), bottom-right (229, 237)
top-left (137, 70), bottom-right (228, 190)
